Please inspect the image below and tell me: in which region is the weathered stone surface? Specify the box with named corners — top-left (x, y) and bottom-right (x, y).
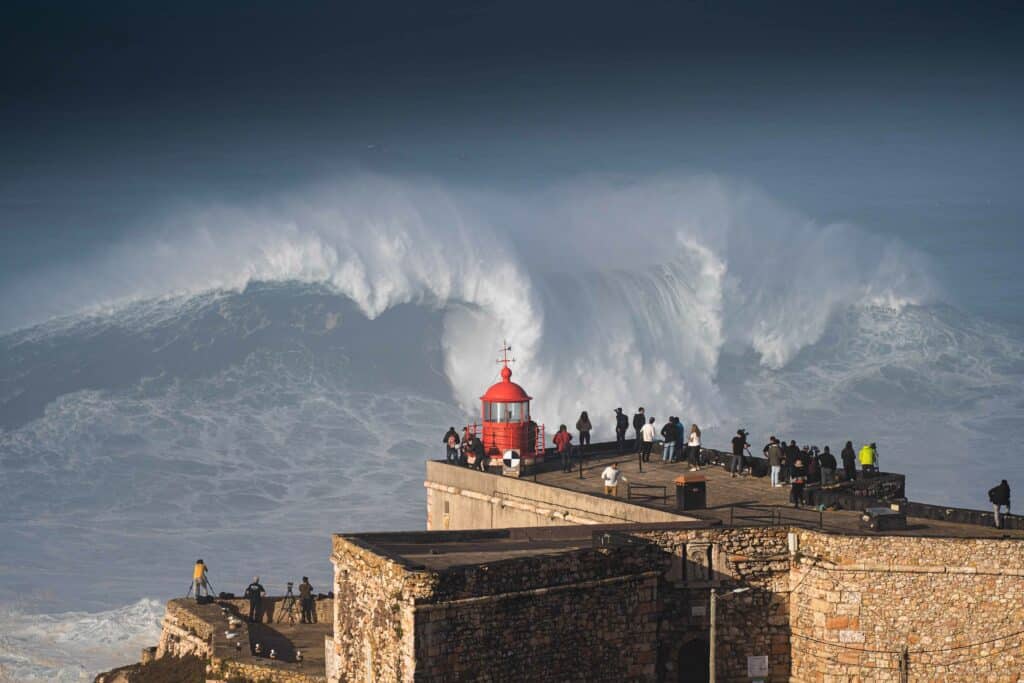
top-left (789, 531), bottom-right (1024, 681)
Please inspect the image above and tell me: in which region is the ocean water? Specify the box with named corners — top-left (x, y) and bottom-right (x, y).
top-left (0, 174), bottom-right (1021, 679)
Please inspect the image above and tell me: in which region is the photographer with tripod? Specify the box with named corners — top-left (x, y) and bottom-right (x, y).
top-left (731, 429), bottom-right (750, 478)
top-left (191, 559), bottom-right (212, 601)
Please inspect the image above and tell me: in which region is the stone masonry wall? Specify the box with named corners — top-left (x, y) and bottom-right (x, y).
top-left (635, 527), bottom-right (792, 682)
top-left (416, 572), bottom-right (663, 682)
top-left (332, 526), bottom-right (793, 683)
top-left (155, 600), bottom-right (215, 660)
top-left (790, 530), bottom-right (1024, 681)
top-left (211, 657), bottom-right (327, 683)
top-left (329, 536), bottom-right (438, 683)
top-left (412, 544), bottom-right (669, 682)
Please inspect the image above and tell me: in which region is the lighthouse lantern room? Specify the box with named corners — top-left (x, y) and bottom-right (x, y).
top-left (478, 342), bottom-right (544, 469)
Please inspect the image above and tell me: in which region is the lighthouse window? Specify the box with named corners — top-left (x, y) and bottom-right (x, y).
top-left (485, 402), bottom-right (526, 422)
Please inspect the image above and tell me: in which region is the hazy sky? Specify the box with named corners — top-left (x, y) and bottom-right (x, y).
top-left (2, 0), bottom-right (1023, 321)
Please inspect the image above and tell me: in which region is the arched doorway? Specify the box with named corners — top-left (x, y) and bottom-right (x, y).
top-left (676, 638), bottom-right (710, 682)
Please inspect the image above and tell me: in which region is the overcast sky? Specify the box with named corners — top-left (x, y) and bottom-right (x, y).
top-left (2, 0), bottom-right (1022, 320)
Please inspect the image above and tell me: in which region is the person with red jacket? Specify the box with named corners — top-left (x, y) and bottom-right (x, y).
top-left (554, 424), bottom-right (574, 472)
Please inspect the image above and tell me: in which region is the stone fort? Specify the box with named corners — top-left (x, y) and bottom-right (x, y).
top-left (101, 359), bottom-right (1024, 682)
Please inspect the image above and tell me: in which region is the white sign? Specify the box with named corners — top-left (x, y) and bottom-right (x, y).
top-left (747, 655), bottom-right (769, 677)
top-left (690, 605), bottom-right (706, 617)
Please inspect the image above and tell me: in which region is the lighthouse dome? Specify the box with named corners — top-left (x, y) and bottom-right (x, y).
top-left (480, 365), bottom-right (532, 402)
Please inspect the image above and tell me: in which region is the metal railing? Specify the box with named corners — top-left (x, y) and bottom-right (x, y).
top-left (626, 483), bottom-right (669, 504)
top-left (725, 502), bottom-right (826, 530)
top-left (463, 421), bottom-right (546, 458)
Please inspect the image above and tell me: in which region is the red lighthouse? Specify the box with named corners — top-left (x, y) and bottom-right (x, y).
top-left (477, 342), bottom-right (544, 469)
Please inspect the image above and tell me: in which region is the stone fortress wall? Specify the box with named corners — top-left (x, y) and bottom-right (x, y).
top-left (325, 463), bottom-right (1024, 682)
top-left (329, 525), bottom-right (796, 682)
top-left (107, 457), bottom-right (1023, 682)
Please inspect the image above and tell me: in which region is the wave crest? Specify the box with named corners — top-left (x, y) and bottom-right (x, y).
top-left (1, 173), bottom-right (935, 425)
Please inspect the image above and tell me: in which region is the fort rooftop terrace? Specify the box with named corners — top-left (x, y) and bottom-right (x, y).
top-left (433, 439), bottom-right (1023, 540)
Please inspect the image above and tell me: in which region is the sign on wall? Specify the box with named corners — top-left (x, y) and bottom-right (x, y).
top-left (747, 654), bottom-right (769, 678)
top-left (503, 449), bottom-right (520, 469)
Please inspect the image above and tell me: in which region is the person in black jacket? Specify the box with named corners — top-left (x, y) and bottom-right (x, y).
top-left (989, 480), bottom-right (1011, 529)
top-left (471, 435), bottom-right (487, 471)
top-left (660, 418), bottom-right (678, 463)
top-left (730, 429), bottom-right (750, 477)
top-left (790, 455), bottom-right (807, 508)
top-left (614, 408), bottom-right (629, 453)
top-left (807, 446), bottom-right (820, 482)
top-left (785, 440), bottom-right (800, 484)
top-left (632, 408), bottom-right (646, 453)
top-left (819, 446), bottom-right (837, 485)
top-left (575, 412), bottom-right (592, 448)
top-left (442, 427), bottom-right (460, 463)
top-left (841, 441), bottom-right (857, 481)
top-left (244, 576), bottom-right (266, 623)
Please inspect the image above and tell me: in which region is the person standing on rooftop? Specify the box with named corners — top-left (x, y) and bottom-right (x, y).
top-left (299, 576), bottom-right (315, 624)
top-left (819, 446), bottom-right (837, 486)
top-left (989, 480), bottom-right (1011, 529)
top-left (576, 411), bottom-right (592, 446)
top-left (767, 437), bottom-right (783, 487)
top-left (785, 440), bottom-right (800, 484)
top-left (192, 559), bottom-right (210, 600)
top-left (554, 424), bottom-right (574, 472)
top-left (841, 441), bottom-right (857, 481)
top-left (245, 576), bottom-right (265, 623)
top-left (686, 423), bottom-right (702, 471)
top-left (807, 446), bottom-right (820, 482)
top-left (460, 426), bottom-right (473, 465)
top-left (471, 434), bottom-right (487, 471)
top-left (442, 426), bottom-right (460, 463)
top-left (859, 442), bottom-right (878, 478)
top-left (661, 417), bottom-right (678, 463)
top-left (791, 454), bottom-right (808, 508)
top-left (731, 429), bottom-right (750, 478)
top-left (640, 416), bottom-right (656, 462)
top-left (673, 416), bottom-right (686, 462)
top-left (632, 408), bottom-right (646, 453)
top-left (614, 408), bottom-right (629, 454)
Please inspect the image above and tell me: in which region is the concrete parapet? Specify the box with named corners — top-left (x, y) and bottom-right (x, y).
top-left (424, 460), bottom-right (690, 531)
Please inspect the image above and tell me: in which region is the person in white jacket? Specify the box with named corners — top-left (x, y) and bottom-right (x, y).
top-left (601, 463), bottom-right (623, 496)
top-left (687, 424), bottom-right (702, 471)
top-left (640, 417), bottom-right (657, 463)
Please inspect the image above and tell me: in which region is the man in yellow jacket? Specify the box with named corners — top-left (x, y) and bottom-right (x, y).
top-left (858, 443), bottom-right (878, 478)
top-left (193, 559), bottom-right (210, 599)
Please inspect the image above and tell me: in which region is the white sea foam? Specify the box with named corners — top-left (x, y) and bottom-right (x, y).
top-left (0, 599), bottom-right (163, 682)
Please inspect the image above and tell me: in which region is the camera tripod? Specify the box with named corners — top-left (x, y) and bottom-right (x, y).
top-left (185, 575), bottom-right (215, 598)
top-left (279, 582), bottom-right (299, 624)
